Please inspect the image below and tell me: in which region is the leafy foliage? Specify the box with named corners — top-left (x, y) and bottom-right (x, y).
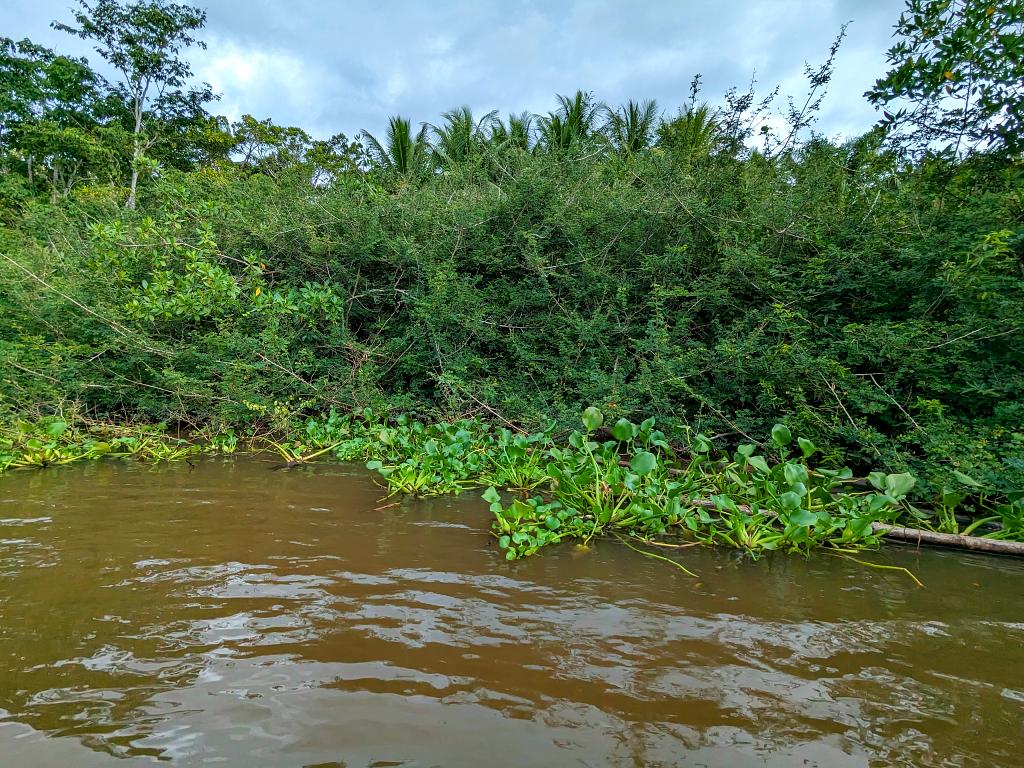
top-left (0, 0), bottom-right (1022, 531)
top-left (867, 0), bottom-right (1024, 157)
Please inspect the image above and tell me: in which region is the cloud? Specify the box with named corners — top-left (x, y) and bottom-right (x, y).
top-left (0, 0), bottom-right (903, 142)
top-left (192, 38), bottom-right (323, 129)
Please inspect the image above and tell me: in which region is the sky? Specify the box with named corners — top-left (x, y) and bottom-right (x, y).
top-left (1, 0), bottom-right (904, 142)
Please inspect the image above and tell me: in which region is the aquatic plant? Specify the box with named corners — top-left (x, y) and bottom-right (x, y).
top-left (477, 408), bottom-right (915, 560)
top-left (0, 418), bottom-right (200, 471)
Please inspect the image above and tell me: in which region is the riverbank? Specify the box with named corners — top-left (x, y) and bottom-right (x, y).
top-left (3, 407), bottom-right (1021, 561)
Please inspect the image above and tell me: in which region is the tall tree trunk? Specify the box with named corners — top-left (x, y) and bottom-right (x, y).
top-left (126, 98), bottom-right (143, 210)
top-left (126, 134), bottom-right (141, 210)
top-left (126, 164), bottom-right (139, 209)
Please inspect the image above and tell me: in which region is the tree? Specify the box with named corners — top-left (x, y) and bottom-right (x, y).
top-left (605, 99), bottom-right (658, 156)
top-left (656, 103), bottom-right (720, 162)
top-left (428, 106), bottom-right (497, 167)
top-left (866, 0), bottom-right (1024, 158)
top-left (537, 90), bottom-right (603, 152)
top-left (53, 0), bottom-right (214, 208)
top-left (306, 132), bottom-right (363, 186)
top-left (0, 37), bottom-right (114, 199)
top-left (489, 111), bottom-right (533, 152)
top-left (361, 115), bottom-right (430, 179)
top-left (232, 115), bottom-right (311, 173)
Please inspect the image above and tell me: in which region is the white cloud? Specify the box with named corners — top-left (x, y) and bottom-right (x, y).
top-left (193, 38), bottom-right (319, 126)
top-left (0, 0), bottom-right (905, 142)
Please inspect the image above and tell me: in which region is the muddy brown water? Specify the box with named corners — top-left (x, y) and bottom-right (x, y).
top-left (0, 458), bottom-right (1022, 767)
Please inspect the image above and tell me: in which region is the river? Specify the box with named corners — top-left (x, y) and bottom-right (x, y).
top-left (1, 458), bottom-right (1021, 766)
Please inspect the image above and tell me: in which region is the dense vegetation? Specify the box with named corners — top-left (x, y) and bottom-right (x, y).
top-left (1, 0), bottom-right (1022, 554)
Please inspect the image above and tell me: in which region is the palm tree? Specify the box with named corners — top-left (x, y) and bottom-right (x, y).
top-left (429, 106), bottom-right (497, 166)
top-left (360, 115), bottom-right (429, 177)
top-left (537, 90), bottom-right (603, 152)
top-left (605, 99), bottom-right (658, 156)
top-left (655, 103), bottom-right (720, 161)
top-left (490, 111), bottom-right (533, 152)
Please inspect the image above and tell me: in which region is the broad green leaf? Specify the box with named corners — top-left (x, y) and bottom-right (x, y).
top-left (797, 437), bottom-right (816, 458)
top-left (783, 463), bottom-right (809, 486)
top-left (868, 493), bottom-right (897, 514)
top-left (771, 424), bottom-right (792, 447)
top-left (581, 407), bottom-right (604, 432)
top-left (941, 487), bottom-right (965, 508)
top-left (884, 472), bottom-right (916, 498)
top-left (748, 455), bottom-right (770, 475)
top-left (631, 450), bottom-right (658, 475)
top-left (788, 508), bottom-right (817, 527)
top-left (482, 486), bottom-right (501, 504)
top-left (46, 421), bottom-right (68, 437)
top-left (778, 491), bottom-right (803, 511)
top-left (611, 418), bottom-right (636, 441)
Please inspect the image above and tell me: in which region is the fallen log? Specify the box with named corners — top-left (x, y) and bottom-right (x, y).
top-left (612, 459), bottom-right (1022, 556)
top-left (685, 500), bottom-right (1024, 557)
top-left (870, 523), bottom-right (1024, 556)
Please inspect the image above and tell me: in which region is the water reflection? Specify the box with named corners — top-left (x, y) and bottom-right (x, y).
top-left (0, 458), bottom-right (1022, 766)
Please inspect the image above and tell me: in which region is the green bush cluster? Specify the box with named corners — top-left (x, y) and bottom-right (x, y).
top-left (3, 140), bottom-right (1022, 503)
top-left (1, 0), bottom-right (1022, 523)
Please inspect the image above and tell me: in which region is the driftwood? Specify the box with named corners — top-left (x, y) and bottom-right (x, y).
top-left (869, 523), bottom-right (1024, 556)
top-left (612, 461), bottom-right (1023, 557)
top-left (686, 496), bottom-right (1024, 556)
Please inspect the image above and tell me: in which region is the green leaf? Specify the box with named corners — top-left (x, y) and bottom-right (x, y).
top-left (868, 471), bottom-right (887, 491)
top-left (788, 508), bottom-right (817, 527)
top-left (748, 455), bottom-right (770, 475)
top-left (941, 487), bottom-right (965, 509)
top-left (46, 421), bottom-right (68, 437)
top-left (778, 491), bottom-right (803, 511)
top-left (482, 486), bottom-right (501, 504)
top-left (951, 470), bottom-right (982, 488)
top-left (846, 517), bottom-right (873, 538)
top-left (783, 463), bottom-right (809, 486)
top-left (611, 418), bottom-right (636, 441)
top-left (630, 450), bottom-right (657, 476)
top-left (868, 493), bottom-right (898, 514)
top-left (366, 460), bottom-right (383, 471)
top-left (885, 472), bottom-right (916, 498)
top-left (581, 406), bottom-right (604, 432)
top-left (797, 437), bottom-right (816, 458)
top-left (771, 424), bottom-right (792, 447)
